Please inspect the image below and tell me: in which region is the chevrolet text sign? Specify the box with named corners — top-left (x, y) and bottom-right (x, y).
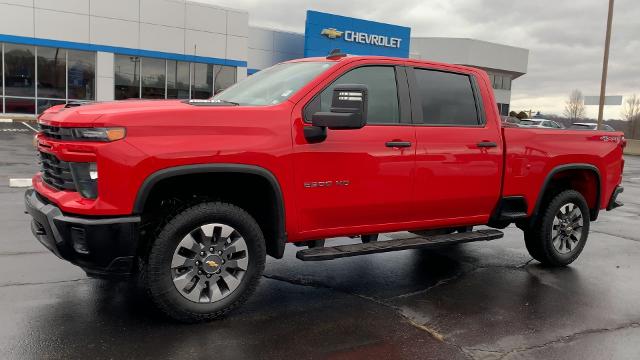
top-left (304, 10), bottom-right (411, 58)
top-left (343, 31), bottom-right (402, 48)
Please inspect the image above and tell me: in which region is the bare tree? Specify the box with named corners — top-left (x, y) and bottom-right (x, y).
top-left (622, 94), bottom-right (640, 139)
top-left (563, 89), bottom-right (586, 121)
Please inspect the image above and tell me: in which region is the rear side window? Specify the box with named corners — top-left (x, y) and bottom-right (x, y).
top-left (414, 69), bottom-right (480, 126)
top-left (306, 66), bottom-right (400, 124)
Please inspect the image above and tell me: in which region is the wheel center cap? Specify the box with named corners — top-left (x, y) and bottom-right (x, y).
top-left (202, 254), bottom-right (223, 274)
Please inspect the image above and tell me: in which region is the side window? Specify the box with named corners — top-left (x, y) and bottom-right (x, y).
top-left (414, 68), bottom-right (480, 126)
top-left (307, 66), bottom-right (400, 124)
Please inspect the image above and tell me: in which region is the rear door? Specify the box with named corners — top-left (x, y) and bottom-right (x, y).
top-left (408, 66), bottom-right (503, 223)
top-left (292, 64), bottom-right (416, 237)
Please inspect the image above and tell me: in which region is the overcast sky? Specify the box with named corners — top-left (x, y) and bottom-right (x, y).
top-left (202, 0), bottom-right (639, 119)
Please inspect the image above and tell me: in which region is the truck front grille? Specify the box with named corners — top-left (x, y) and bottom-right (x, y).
top-left (39, 151), bottom-right (76, 191)
top-left (39, 124), bottom-right (73, 140)
top-left (39, 124), bottom-right (62, 139)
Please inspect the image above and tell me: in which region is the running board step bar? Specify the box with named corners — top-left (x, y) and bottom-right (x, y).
top-left (296, 229), bottom-right (504, 261)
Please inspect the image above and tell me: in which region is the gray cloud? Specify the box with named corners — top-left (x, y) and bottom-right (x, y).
top-left (200, 0), bottom-right (639, 118)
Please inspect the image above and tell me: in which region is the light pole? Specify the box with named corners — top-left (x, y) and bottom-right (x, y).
top-left (597, 0), bottom-right (615, 130)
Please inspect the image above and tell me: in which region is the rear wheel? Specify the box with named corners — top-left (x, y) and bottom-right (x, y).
top-left (524, 190), bottom-right (590, 266)
top-left (145, 202), bottom-right (265, 322)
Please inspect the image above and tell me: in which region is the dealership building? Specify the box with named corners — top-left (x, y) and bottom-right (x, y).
top-left (0, 0), bottom-right (528, 116)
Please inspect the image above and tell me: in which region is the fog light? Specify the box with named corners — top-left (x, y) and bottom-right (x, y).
top-left (69, 162), bottom-right (98, 198)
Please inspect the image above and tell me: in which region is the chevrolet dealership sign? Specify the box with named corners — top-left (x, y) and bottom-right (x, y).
top-left (305, 11), bottom-right (410, 57)
top-left (321, 28), bottom-right (403, 49)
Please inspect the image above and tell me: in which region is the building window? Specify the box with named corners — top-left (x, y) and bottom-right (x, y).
top-left (503, 77), bottom-right (511, 90)
top-left (114, 55), bottom-right (141, 100)
top-left (115, 54), bottom-right (237, 100)
top-left (141, 57), bottom-right (166, 99)
top-left (1, 44), bottom-right (96, 114)
top-left (37, 47), bottom-right (66, 100)
top-left (4, 44), bottom-right (35, 98)
top-left (214, 65), bottom-right (237, 94)
top-left (488, 72), bottom-right (512, 91)
top-left (191, 62), bottom-right (213, 99)
top-left (167, 60), bottom-right (190, 99)
top-left (68, 50), bottom-right (95, 100)
top-left (497, 103), bottom-right (510, 116)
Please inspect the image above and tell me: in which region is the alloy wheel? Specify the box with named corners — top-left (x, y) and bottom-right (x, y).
top-left (170, 223), bottom-right (249, 303)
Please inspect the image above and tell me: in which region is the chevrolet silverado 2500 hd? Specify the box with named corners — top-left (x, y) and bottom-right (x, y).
top-left (25, 54), bottom-right (625, 322)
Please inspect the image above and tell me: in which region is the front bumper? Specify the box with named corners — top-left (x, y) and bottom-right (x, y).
top-left (24, 189), bottom-right (141, 277)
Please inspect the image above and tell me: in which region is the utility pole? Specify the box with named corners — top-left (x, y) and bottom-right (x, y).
top-left (597, 0), bottom-right (615, 129)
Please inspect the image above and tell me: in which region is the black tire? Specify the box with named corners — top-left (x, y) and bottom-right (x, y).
top-left (524, 190), bottom-right (590, 267)
top-left (144, 202), bottom-right (266, 323)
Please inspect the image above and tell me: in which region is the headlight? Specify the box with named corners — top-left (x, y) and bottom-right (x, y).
top-left (69, 162), bottom-right (98, 198)
top-left (71, 127), bottom-right (126, 142)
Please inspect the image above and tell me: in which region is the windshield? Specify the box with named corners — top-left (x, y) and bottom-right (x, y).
top-left (520, 120), bottom-right (542, 125)
top-left (213, 62), bottom-right (335, 106)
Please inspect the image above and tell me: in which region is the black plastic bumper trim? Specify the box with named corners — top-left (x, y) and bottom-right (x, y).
top-left (607, 185), bottom-right (624, 211)
top-left (24, 189), bottom-right (140, 276)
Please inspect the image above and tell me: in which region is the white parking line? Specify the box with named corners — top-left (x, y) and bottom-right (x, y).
top-left (9, 178), bottom-right (32, 188)
top-left (21, 122), bottom-right (38, 132)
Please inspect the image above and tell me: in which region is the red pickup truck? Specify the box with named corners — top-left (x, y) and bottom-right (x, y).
top-left (25, 54), bottom-right (625, 322)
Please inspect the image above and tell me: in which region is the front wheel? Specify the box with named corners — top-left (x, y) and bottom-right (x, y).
top-left (145, 202), bottom-right (266, 322)
top-left (524, 190), bottom-right (590, 267)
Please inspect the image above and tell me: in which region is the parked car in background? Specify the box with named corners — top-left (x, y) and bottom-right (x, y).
top-left (501, 116), bottom-right (520, 125)
top-left (570, 122), bottom-right (616, 131)
top-left (519, 119), bottom-right (564, 129)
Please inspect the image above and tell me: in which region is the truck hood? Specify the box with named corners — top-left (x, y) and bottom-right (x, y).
top-left (38, 100), bottom-right (197, 127)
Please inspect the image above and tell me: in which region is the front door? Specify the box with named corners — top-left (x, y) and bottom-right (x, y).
top-left (292, 65), bottom-right (416, 238)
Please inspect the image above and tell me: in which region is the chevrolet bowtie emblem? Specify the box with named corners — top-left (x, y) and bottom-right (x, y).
top-left (321, 28), bottom-right (343, 39)
top-left (206, 260), bottom-right (219, 268)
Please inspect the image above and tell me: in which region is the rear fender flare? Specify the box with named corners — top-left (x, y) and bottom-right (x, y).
top-left (532, 163), bottom-right (601, 221)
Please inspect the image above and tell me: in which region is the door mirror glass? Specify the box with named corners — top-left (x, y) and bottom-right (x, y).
top-left (311, 84), bottom-right (368, 130)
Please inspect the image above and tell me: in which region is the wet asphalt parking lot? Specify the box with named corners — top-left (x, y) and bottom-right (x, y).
top-left (0, 121), bottom-right (639, 360)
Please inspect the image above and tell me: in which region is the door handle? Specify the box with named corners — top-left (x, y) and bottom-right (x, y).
top-left (385, 141), bottom-right (412, 148)
top-left (477, 141), bottom-right (497, 148)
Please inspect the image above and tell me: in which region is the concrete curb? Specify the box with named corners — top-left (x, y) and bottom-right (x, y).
top-left (0, 117), bottom-right (37, 123)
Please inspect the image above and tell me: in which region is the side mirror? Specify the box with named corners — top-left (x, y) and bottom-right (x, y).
top-left (312, 84), bottom-right (368, 130)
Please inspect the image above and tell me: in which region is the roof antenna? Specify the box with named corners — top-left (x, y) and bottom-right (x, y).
top-left (326, 49), bottom-right (347, 60)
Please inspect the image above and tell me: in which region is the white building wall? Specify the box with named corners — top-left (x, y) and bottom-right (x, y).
top-left (411, 37), bottom-right (529, 106)
top-left (248, 27), bottom-right (304, 71)
top-left (410, 38), bottom-right (529, 75)
top-left (0, 0), bottom-right (248, 64)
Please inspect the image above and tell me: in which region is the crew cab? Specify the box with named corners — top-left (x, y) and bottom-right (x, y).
top-left (25, 54), bottom-right (625, 322)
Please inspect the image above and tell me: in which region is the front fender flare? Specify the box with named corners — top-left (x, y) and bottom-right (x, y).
top-left (133, 163), bottom-right (287, 258)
